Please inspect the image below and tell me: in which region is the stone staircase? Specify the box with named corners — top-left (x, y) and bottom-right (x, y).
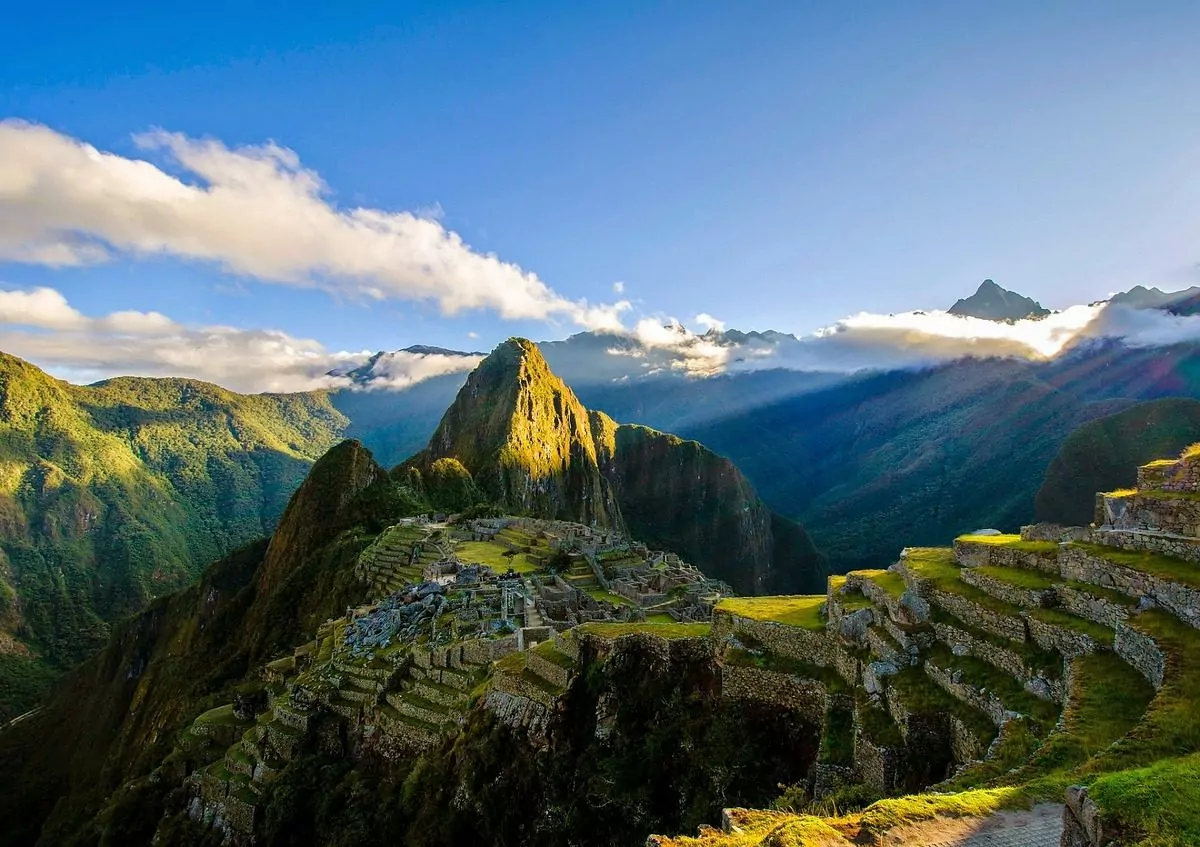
top-left (563, 555), bottom-right (598, 590)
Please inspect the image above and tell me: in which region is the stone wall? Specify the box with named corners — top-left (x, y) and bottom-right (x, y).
top-left (1062, 785), bottom-right (1112, 847)
top-left (948, 714), bottom-right (987, 764)
top-left (959, 567), bottom-right (1055, 608)
top-left (954, 540), bottom-right (1060, 574)
top-left (1060, 545), bottom-right (1200, 628)
top-left (1114, 622), bottom-right (1166, 688)
top-left (1101, 492), bottom-right (1200, 537)
top-left (719, 664), bottom-right (830, 714)
top-left (526, 650), bottom-right (573, 690)
top-left (1090, 524), bottom-right (1200, 566)
top-left (1021, 523), bottom-right (1089, 543)
top-left (483, 689), bottom-right (553, 738)
top-left (489, 666), bottom-right (559, 709)
top-left (923, 661), bottom-right (1008, 727)
top-left (1055, 585), bottom-right (1131, 629)
top-left (712, 610), bottom-right (835, 667)
top-left (811, 764), bottom-right (856, 801)
top-left (1025, 614), bottom-right (1102, 657)
top-left (930, 590), bottom-right (1026, 641)
top-left (932, 621), bottom-right (1063, 704)
top-left (1137, 455), bottom-right (1200, 492)
top-left (853, 733), bottom-right (898, 794)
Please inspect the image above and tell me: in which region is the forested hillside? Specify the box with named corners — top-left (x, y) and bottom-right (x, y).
top-left (0, 353), bottom-right (348, 720)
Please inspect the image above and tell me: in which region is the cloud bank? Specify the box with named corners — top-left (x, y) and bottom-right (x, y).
top-left (0, 121), bottom-right (628, 330)
top-left (595, 302), bottom-right (1200, 378)
top-left (0, 287), bottom-right (478, 393)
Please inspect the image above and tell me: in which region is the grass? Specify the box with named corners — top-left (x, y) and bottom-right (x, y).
top-left (724, 647), bottom-right (847, 693)
top-left (645, 613), bottom-right (675, 624)
top-left (1070, 542), bottom-right (1200, 589)
top-left (1026, 607), bottom-right (1115, 644)
top-left (924, 643), bottom-right (1061, 729)
top-left (889, 665), bottom-right (998, 745)
top-left (1087, 753), bottom-right (1200, 847)
top-left (957, 535), bottom-right (1058, 554)
top-left (835, 591), bottom-right (874, 612)
top-left (716, 595), bottom-right (826, 630)
top-left (194, 704), bottom-right (246, 726)
top-left (454, 540), bottom-right (543, 574)
top-left (574, 621), bottom-right (712, 640)
top-left (649, 808), bottom-right (848, 846)
top-left (854, 787), bottom-right (1024, 837)
top-left (1060, 579), bottom-right (1138, 607)
top-left (850, 569), bottom-right (906, 599)
top-left (585, 587), bottom-right (632, 607)
top-left (972, 565), bottom-right (1058, 591)
top-left (1010, 652), bottom-right (1155, 797)
top-left (531, 640), bottom-right (575, 669)
top-left (855, 694), bottom-right (903, 749)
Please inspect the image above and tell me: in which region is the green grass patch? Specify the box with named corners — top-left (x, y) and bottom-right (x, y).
top-left (645, 613), bottom-right (675, 624)
top-left (531, 641), bottom-right (575, 669)
top-left (856, 694), bottom-right (903, 749)
top-left (584, 587), bottom-right (632, 607)
top-left (850, 568), bottom-right (906, 599)
top-left (1013, 652), bottom-right (1154, 797)
top-left (1071, 542), bottom-right (1200, 589)
top-left (957, 535), bottom-right (1058, 554)
top-left (575, 621), bottom-right (712, 640)
top-left (889, 665), bottom-right (998, 745)
top-left (454, 540), bottom-right (543, 574)
top-left (1027, 607), bottom-right (1115, 644)
top-left (855, 787), bottom-right (1025, 836)
top-left (819, 704), bottom-right (855, 766)
top-left (716, 595), bottom-right (826, 630)
top-left (724, 647), bottom-right (846, 693)
top-left (1088, 753), bottom-right (1200, 847)
top-left (194, 704), bottom-right (246, 726)
top-left (835, 590), bottom-right (874, 612)
top-left (924, 643), bottom-right (1061, 729)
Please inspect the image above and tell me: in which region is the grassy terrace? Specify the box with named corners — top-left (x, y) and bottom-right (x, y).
top-left (531, 640), bottom-right (575, 668)
top-left (1060, 579), bottom-right (1138, 608)
top-left (956, 534), bottom-right (1058, 554)
top-left (574, 621), bottom-right (712, 639)
top-left (723, 646), bottom-right (846, 693)
top-left (931, 608), bottom-right (1062, 679)
top-left (585, 587), bottom-right (632, 607)
top-left (455, 540), bottom-right (543, 574)
top-left (715, 595), bottom-right (826, 630)
top-left (973, 564), bottom-right (1058, 591)
top-left (907, 549), bottom-right (1028, 617)
top-left (851, 568), bottom-right (906, 599)
top-left (1026, 607), bottom-right (1115, 644)
top-left (1070, 542), bottom-right (1200, 589)
top-left (889, 665), bottom-right (999, 746)
top-left (924, 643), bottom-right (1060, 729)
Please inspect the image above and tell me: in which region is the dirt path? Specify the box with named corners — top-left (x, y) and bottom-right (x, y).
top-left (877, 803), bottom-right (1063, 846)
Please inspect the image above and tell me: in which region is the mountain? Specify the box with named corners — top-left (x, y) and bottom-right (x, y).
top-left (406, 338), bottom-right (825, 593)
top-left (407, 338), bottom-right (622, 528)
top-left (1035, 397), bottom-right (1200, 525)
top-left (1107, 284), bottom-right (1200, 311)
top-left (0, 353), bottom-right (350, 721)
top-left (680, 342), bottom-right (1200, 571)
top-left (0, 439), bottom-right (395, 846)
top-left (947, 279), bottom-right (1051, 321)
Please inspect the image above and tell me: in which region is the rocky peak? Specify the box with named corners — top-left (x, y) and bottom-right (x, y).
top-left (948, 279), bottom-right (1050, 321)
top-left (413, 338), bottom-right (622, 527)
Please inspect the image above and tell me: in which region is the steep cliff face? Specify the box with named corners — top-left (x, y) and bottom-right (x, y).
top-left (411, 339), bottom-right (622, 528)
top-left (606, 424), bottom-right (822, 593)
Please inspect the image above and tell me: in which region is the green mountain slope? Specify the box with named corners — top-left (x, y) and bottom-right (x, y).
top-left (1035, 397), bottom-right (1200, 525)
top-left (0, 353), bottom-right (348, 719)
top-left (0, 439), bottom-right (389, 847)
top-left (682, 344), bottom-right (1200, 571)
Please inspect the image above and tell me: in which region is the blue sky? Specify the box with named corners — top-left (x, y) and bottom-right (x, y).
top-left (2, 1), bottom-right (1200, 387)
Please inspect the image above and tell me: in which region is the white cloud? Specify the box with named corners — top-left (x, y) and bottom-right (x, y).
top-left (600, 302), bottom-right (1200, 378)
top-left (467, 331), bottom-right (480, 340)
top-left (0, 286), bottom-right (483, 393)
top-left (0, 121), bottom-right (624, 330)
top-left (355, 350), bottom-right (483, 390)
top-left (612, 281), bottom-right (625, 294)
top-left (693, 312), bottom-right (726, 333)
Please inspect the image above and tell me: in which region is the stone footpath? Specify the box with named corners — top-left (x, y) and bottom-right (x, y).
top-left (878, 803), bottom-right (1063, 847)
